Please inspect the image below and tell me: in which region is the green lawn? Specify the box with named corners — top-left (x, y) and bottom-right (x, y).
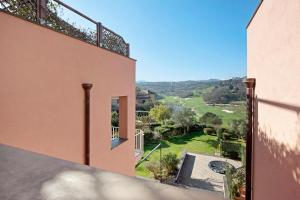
top-left (135, 131), bottom-right (219, 178)
top-left (161, 96), bottom-right (246, 127)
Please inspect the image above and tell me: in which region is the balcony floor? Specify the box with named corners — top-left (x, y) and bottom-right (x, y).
top-left (0, 144), bottom-right (223, 200)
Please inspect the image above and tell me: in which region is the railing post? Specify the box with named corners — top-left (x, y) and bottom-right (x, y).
top-left (97, 22), bottom-right (103, 47)
top-left (126, 43), bottom-right (130, 57)
top-left (141, 131), bottom-right (144, 152)
top-left (36, 0), bottom-right (47, 24)
top-left (244, 78), bottom-right (256, 200)
top-left (82, 83), bottom-right (93, 166)
top-left (135, 133), bottom-right (137, 150)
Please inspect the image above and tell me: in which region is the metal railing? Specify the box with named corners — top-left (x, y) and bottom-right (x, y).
top-left (111, 126), bottom-right (120, 140)
top-left (0, 0), bottom-right (130, 57)
top-left (111, 126), bottom-right (144, 153)
top-left (136, 111), bottom-right (149, 117)
top-left (135, 129), bottom-right (144, 153)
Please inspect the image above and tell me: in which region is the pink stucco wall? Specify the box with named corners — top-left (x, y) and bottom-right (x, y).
top-left (247, 0), bottom-right (300, 199)
top-left (0, 12), bottom-right (136, 176)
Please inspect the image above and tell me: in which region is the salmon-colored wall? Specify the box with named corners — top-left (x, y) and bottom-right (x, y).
top-left (247, 0), bottom-right (300, 199)
top-left (0, 12), bottom-right (136, 176)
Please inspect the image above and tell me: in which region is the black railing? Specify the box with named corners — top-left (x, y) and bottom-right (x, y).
top-left (0, 0), bottom-right (130, 57)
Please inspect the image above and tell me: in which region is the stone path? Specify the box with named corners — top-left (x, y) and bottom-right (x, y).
top-left (177, 153), bottom-right (242, 192)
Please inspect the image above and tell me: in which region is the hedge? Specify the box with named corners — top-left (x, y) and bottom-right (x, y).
top-left (220, 140), bottom-right (242, 160)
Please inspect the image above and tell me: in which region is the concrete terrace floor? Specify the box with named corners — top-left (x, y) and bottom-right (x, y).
top-left (177, 153), bottom-right (242, 192)
top-left (0, 144), bottom-right (223, 200)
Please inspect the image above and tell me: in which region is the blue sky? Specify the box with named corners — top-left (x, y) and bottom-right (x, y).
top-left (63, 0), bottom-right (259, 81)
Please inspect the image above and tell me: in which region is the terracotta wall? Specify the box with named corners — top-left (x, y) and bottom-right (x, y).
top-left (0, 12), bottom-right (136, 176)
top-left (247, 0), bottom-right (300, 199)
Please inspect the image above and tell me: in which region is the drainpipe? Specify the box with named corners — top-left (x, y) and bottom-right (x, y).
top-left (82, 83), bottom-right (93, 165)
top-left (244, 78), bottom-right (256, 200)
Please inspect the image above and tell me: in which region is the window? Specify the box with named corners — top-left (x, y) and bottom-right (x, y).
top-left (111, 96), bottom-right (128, 149)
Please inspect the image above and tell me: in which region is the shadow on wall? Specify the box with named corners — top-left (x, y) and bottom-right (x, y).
top-left (254, 97), bottom-right (300, 198)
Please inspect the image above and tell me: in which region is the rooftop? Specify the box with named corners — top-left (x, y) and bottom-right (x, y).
top-left (0, 0), bottom-right (130, 57)
top-left (0, 144), bottom-right (223, 200)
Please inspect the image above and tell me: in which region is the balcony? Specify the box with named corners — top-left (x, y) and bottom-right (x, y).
top-left (111, 126), bottom-right (144, 163)
top-left (0, 144), bottom-right (222, 200)
top-left (0, 0), bottom-right (130, 57)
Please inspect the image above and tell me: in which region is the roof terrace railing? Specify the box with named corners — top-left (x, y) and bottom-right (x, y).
top-left (0, 0), bottom-right (130, 57)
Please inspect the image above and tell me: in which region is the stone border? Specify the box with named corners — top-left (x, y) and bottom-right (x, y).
top-left (174, 150), bottom-right (187, 183)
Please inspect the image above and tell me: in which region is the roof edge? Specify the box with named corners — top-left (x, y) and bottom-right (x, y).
top-left (246, 0), bottom-right (264, 29)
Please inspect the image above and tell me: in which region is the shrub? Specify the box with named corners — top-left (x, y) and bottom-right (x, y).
top-left (145, 161), bottom-right (161, 180)
top-left (143, 128), bottom-right (154, 142)
top-left (220, 141), bottom-right (242, 160)
top-left (204, 127), bottom-right (216, 135)
top-left (222, 132), bottom-right (238, 140)
top-left (137, 115), bottom-right (156, 125)
top-left (217, 128), bottom-right (226, 143)
top-left (217, 128), bottom-right (239, 141)
top-left (217, 127), bottom-right (228, 134)
top-left (240, 146), bottom-right (246, 166)
top-left (229, 119), bottom-right (247, 139)
top-left (199, 112), bottom-right (222, 127)
top-left (165, 119), bottom-right (175, 126)
top-left (154, 124), bottom-right (192, 139)
top-left (190, 124), bottom-right (205, 132)
top-left (149, 123), bottom-right (161, 129)
top-left (161, 153), bottom-right (179, 175)
top-left (225, 166), bottom-right (246, 200)
top-left (169, 125), bottom-right (186, 136)
top-left (135, 120), bottom-right (144, 129)
top-left (225, 165), bottom-right (236, 200)
top-left (154, 125), bottom-right (172, 139)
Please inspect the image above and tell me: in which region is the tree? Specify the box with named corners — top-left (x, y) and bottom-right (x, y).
top-left (229, 120), bottom-right (240, 137)
top-left (238, 120), bottom-right (247, 139)
top-left (149, 104), bottom-right (171, 124)
top-left (199, 112), bottom-right (222, 127)
top-left (229, 119), bottom-right (247, 139)
top-left (172, 107), bottom-right (196, 134)
top-left (203, 78), bottom-right (246, 104)
top-left (203, 87), bottom-right (235, 104)
top-left (111, 111), bottom-right (119, 127)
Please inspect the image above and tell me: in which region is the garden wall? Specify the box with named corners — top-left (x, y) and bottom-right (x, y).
top-left (247, 0), bottom-right (300, 199)
top-left (0, 12), bottom-right (136, 176)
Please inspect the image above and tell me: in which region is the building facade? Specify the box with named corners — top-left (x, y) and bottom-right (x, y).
top-left (0, 5), bottom-right (136, 176)
top-left (247, 0), bottom-right (300, 199)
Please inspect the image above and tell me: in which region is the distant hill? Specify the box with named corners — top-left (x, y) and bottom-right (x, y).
top-left (137, 80), bottom-right (220, 98)
top-left (137, 77), bottom-right (246, 104)
top-left (203, 78), bottom-right (246, 104)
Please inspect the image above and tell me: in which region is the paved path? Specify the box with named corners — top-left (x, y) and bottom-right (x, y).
top-left (0, 144), bottom-right (223, 200)
top-left (177, 153), bottom-right (242, 192)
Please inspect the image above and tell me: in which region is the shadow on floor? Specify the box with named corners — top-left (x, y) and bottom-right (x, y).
top-left (176, 154), bottom-right (223, 192)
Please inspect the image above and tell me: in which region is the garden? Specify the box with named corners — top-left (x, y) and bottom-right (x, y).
top-left (135, 131), bottom-right (219, 177)
top-left (135, 103), bottom-right (246, 182)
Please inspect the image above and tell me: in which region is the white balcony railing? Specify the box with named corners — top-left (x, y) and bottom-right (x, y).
top-left (111, 126), bottom-right (144, 153)
top-left (111, 126), bottom-right (120, 140)
top-left (135, 129), bottom-right (144, 153)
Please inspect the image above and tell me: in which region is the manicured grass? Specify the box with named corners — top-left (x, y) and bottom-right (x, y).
top-left (135, 131), bottom-right (219, 178)
top-left (161, 96), bottom-right (246, 127)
